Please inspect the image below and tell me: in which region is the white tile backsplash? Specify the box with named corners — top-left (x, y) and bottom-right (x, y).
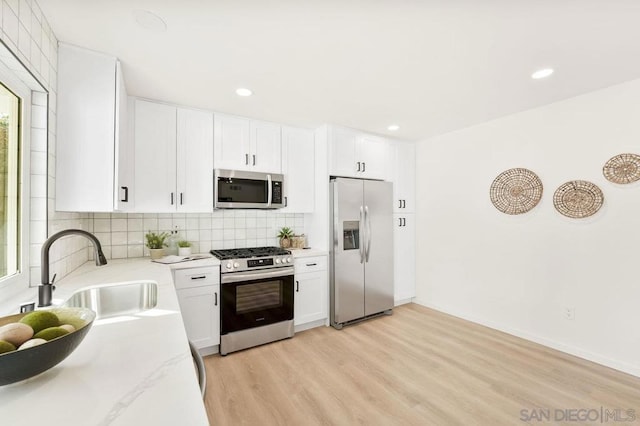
top-left (90, 211), bottom-right (305, 259)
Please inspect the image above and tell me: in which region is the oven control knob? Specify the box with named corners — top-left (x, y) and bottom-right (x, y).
top-left (287, 257), bottom-right (292, 263)
top-left (233, 262), bottom-right (240, 268)
top-left (226, 262), bottom-right (232, 269)
top-left (275, 258), bottom-right (281, 264)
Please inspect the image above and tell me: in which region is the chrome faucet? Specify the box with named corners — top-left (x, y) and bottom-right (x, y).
top-left (39, 229), bottom-right (108, 307)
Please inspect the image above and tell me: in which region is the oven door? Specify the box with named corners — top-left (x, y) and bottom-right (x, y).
top-left (220, 267), bottom-right (294, 334)
top-left (215, 169), bottom-right (284, 209)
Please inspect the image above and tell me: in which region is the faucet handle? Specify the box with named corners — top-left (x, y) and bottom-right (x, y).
top-left (51, 273), bottom-right (57, 286)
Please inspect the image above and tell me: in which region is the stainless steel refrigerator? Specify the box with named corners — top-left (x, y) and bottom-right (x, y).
top-left (330, 177), bottom-right (394, 329)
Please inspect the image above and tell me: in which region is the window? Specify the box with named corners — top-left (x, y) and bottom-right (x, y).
top-left (0, 82), bottom-right (21, 280)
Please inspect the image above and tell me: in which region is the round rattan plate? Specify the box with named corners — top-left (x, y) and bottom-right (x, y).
top-left (602, 153), bottom-right (640, 184)
top-left (489, 168), bottom-right (543, 215)
top-left (553, 180), bottom-right (604, 219)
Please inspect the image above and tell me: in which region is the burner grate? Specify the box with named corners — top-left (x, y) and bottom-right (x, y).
top-left (210, 246), bottom-right (290, 260)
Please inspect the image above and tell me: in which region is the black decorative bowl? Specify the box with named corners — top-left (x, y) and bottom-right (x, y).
top-left (0, 307), bottom-right (96, 386)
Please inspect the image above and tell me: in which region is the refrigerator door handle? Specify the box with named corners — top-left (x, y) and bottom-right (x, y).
top-left (359, 206), bottom-right (365, 264)
top-left (365, 206), bottom-right (371, 262)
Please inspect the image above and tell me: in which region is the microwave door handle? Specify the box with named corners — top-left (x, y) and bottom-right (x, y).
top-left (267, 174), bottom-right (273, 207)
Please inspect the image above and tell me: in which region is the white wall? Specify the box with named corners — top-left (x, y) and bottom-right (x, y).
top-left (415, 78), bottom-right (640, 377)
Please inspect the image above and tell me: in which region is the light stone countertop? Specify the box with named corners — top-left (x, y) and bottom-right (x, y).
top-left (289, 248), bottom-right (328, 258)
top-left (0, 256), bottom-right (220, 426)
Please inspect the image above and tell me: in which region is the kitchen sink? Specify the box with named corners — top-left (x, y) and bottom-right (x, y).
top-left (63, 281), bottom-right (158, 319)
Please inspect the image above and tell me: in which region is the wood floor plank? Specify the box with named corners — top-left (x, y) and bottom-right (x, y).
top-left (204, 304), bottom-right (640, 425)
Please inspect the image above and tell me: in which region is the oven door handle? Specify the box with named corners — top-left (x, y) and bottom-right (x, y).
top-left (221, 267), bottom-right (294, 284)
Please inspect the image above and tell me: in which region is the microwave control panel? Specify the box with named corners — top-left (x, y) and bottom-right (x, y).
top-left (272, 181), bottom-right (282, 203)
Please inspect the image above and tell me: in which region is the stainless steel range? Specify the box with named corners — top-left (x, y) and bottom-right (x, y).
top-left (210, 247), bottom-right (294, 355)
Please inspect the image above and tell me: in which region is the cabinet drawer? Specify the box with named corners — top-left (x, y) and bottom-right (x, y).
top-left (173, 266), bottom-right (220, 289)
top-left (294, 256), bottom-right (327, 274)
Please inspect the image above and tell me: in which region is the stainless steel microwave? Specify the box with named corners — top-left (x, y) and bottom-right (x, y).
top-left (214, 169), bottom-right (284, 209)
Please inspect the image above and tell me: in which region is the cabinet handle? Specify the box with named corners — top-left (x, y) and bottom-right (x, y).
top-left (284, 196), bottom-right (288, 207)
top-left (357, 161), bottom-right (361, 172)
top-left (180, 192), bottom-right (184, 205)
top-left (296, 281), bottom-right (299, 292)
top-left (362, 162), bottom-right (366, 172)
top-left (191, 275), bottom-right (207, 280)
top-left (402, 218), bottom-right (406, 227)
top-left (253, 154), bottom-right (256, 166)
top-left (306, 263), bottom-right (317, 266)
top-left (245, 153), bottom-right (249, 165)
top-left (402, 200), bottom-right (406, 209)
top-left (120, 186), bottom-right (128, 203)
top-left (399, 199), bottom-right (402, 209)
top-left (214, 292), bottom-right (218, 306)
top-left (170, 192), bottom-right (174, 205)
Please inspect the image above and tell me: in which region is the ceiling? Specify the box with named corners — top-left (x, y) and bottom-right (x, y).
top-left (39, 0), bottom-right (640, 141)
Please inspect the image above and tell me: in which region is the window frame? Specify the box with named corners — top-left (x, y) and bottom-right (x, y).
top-left (0, 64), bottom-right (32, 294)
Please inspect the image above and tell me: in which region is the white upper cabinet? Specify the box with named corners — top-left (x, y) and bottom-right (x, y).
top-left (133, 100), bottom-right (177, 213)
top-left (328, 126), bottom-right (389, 180)
top-left (213, 114), bottom-right (250, 170)
top-left (214, 114), bottom-right (281, 173)
top-left (281, 126), bottom-right (315, 213)
top-left (132, 99), bottom-right (213, 213)
top-left (177, 108), bottom-right (214, 212)
top-left (56, 43), bottom-right (132, 212)
top-left (392, 142), bottom-right (416, 213)
top-left (250, 121), bottom-right (282, 173)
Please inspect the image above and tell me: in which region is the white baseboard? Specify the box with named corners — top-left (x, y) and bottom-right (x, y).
top-left (295, 318), bottom-right (327, 333)
top-left (394, 297), bottom-right (414, 306)
top-left (414, 298), bottom-right (640, 378)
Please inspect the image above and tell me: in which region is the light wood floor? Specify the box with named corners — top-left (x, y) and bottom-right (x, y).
top-left (203, 304), bottom-right (640, 425)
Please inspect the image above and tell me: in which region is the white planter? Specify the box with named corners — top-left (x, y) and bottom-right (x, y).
top-left (178, 247), bottom-right (192, 256)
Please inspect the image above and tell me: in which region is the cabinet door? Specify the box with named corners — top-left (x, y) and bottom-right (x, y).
top-left (56, 43), bottom-right (116, 212)
top-left (359, 134), bottom-right (389, 180)
top-left (393, 213), bottom-right (416, 304)
top-left (250, 121), bottom-right (282, 173)
top-left (294, 271), bottom-right (327, 326)
top-left (177, 108), bottom-right (214, 213)
top-left (114, 63), bottom-right (133, 211)
top-left (329, 127), bottom-right (359, 177)
top-left (176, 285), bottom-right (220, 349)
top-left (213, 114), bottom-right (251, 170)
top-left (133, 100), bottom-right (177, 212)
top-left (393, 142), bottom-right (416, 213)
top-left (281, 126), bottom-right (314, 213)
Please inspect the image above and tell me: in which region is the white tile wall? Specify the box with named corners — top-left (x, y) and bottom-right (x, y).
top-left (1, 0), bottom-right (92, 286)
top-left (92, 211), bottom-right (306, 259)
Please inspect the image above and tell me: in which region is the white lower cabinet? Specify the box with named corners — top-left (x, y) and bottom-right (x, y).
top-left (294, 255), bottom-right (328, 329)
top-left (173, 266), bottom-right (220, 353)
top-left (393, 214), bottom-right (416, 304)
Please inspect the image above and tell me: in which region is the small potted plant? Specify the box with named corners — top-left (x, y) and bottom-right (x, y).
top-left (177, 240), bottom-right (192, 256)
top-left (145, 231), bottom-right (169, 260)
top-left (277, 227), bottom-right (294, 248)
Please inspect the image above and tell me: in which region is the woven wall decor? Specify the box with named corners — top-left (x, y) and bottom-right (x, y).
top-left (553, 180), bottom-right (604, 219)
top-left (602, 153), bottom-right (640, 184)
top-left (489, 168), bottom-right (543, 215)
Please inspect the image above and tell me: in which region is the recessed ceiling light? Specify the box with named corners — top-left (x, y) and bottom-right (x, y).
top-left (133, 10), bottom-right (167, 32)
top-left (236, 88), bottom-right (253, 97)
top-left (531, 68), bottom-right (554, 79)
top-left (387, 124), bottom-right (400, 131)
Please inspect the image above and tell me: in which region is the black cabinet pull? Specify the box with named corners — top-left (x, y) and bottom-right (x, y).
top-left (284, 196), bottom-right (288, 207)
top-left (403, 218), bottom-right (407, 227)
top-left (245, 153), bottom-right (249, 165)
top-left (399, 199), bottom-right (402, 209)
top-left (214, 292), bottom-right (218, 306)
top-left (191, 275), bottom-right (206, 280)
top-left (120, 186), bottom-right (128, 203)
top-left (357, 161), bottom-right (361, 172)
top-left (180, 193), bottom-right (184, 205)
top-left (253, 154), bottom-right (256, 166)
top-left (170, 192), bottom-right (174, 205)
top-left (399, 218), bottom-right (403, 227)
top-left (306, 263), bottom-right (317, 266)
top-left (402, 200), bottom-right (406, 209)
top-left (362, 162), bottom-right (366, 172)
top-left (296, 281), bottom-right (299, 292)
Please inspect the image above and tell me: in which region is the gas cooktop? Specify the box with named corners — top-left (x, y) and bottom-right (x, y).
top-left (210, 246), bottom-right (291, 260)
